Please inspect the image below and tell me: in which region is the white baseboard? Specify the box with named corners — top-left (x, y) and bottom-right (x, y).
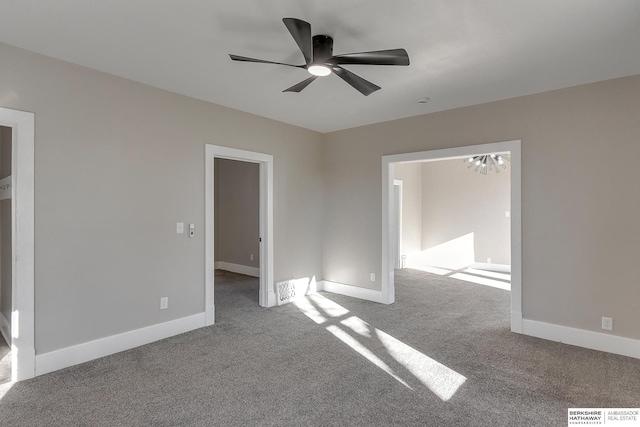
top-left (316, 281), bottom-right (638, 360)
top-left (318, 280), bottom-right (389, 304)
top-left (205, 304), bottom-right (215, 326)
top-left (215, 261), bottom-right (260, 278)
top-left (522, 319), bottom-right (640, 360)
top-left (0, 311), bottom-right (10, 345)
top-left (511, 311), bottom-right (523, 334)
top-left (35, 312), bottom-right (206, 376)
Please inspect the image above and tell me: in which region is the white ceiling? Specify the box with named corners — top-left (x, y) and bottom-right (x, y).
top-left (1, 1), bottom-right (640, 133)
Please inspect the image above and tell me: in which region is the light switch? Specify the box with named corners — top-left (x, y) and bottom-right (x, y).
top-left (177, 222), bottom-right (184, 234)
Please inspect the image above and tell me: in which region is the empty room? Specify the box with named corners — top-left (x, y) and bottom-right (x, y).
top-left (1, 1), bottom-right (639, 426)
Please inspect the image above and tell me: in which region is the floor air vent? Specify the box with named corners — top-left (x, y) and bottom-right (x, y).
top-left (276, 279), bottom-right (297, 306)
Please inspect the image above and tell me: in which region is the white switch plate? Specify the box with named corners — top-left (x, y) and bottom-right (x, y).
top-left (487, 258), bottom-right (492, 264)
top-left (505, 211), bottom-right (510, 218)
top-left (370, 273), bottom-right (375, 282)
top-left (176, 222), bottom-right (184, 234)
top-left (160, 297), bottom-right (168, 310)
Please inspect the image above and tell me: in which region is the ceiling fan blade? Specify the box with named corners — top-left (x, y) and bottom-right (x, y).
top-left (229, 54), bottom-right (304, 68)
top-left (331, 66), bottom-right (381, 96)
top-left (283, 18), bottom-right (312, 65)
top-left (327, 49), bottom-right (410, 66)
top-left (283, 76), bottom-right (318, 93)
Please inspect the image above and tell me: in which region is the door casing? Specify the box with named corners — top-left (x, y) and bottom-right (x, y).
top-left (205, 144), bottom-right (274, 324)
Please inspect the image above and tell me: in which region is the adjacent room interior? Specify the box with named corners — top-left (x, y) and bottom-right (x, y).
top-left (213, 157), bottom-right (262, 315)
top-left (395, 156), bottom-right (511, 292)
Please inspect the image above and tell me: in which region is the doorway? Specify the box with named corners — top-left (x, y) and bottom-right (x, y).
top-left (0, 125), bottom-right (12, 384)
top-left (214, 158), bottom-right (260, 306)
top-left (205, 145), bottom-right (274, 326)
top-left (0, 107), bottom-right (35, 382)
top-left (382, 140), bottom-right (522, 333)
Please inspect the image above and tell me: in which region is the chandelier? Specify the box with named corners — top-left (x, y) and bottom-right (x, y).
top-left (464, 154), bottom-right (508, 175)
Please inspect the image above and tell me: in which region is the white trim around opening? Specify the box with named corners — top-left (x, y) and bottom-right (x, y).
top-left (205, 145), bottom-right (274, 325)
top-left (382, 140), bottom-right (522, 332)
top-left (0, 106), bottom-right (36, 381)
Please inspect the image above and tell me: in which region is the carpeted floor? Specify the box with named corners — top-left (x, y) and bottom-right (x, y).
top-left (0, 268), bottom-right (638, 426)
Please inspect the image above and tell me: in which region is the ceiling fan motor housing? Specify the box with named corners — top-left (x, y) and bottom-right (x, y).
top-left (312, 35), bottom-right (333, 63)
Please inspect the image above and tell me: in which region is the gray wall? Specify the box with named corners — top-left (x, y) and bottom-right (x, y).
top-left (324, 74), bottom-right (640, 341)
top-left (214, 158), bottom-right (259, 269)
top-left (1, 38), bottom-right (639, 356)
top-left (0, 42), bottom-right (324, 354)
top-left (421, 159), bottom-right (510, 265)
top-left (0, 126), bottom-right (11, 327)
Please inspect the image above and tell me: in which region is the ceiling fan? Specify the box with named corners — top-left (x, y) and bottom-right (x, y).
top-left (229, 18), bottom-right (410, 96)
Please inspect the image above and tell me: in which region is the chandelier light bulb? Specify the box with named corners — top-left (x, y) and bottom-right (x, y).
top-left (464, 153), bottom-right (509, 175)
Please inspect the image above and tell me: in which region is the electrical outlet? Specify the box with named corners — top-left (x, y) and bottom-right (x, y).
top-left (487, 258), bottom-right (492, 264)
top-left (370, 273), bottom-right (375, 282)
top-left (160, 297), bottom-right (168, 310)
top-left (250, 254), bottom-right (254, 261)
top-left (602, 316), bottom-right (613, 331)
top-left (176, 222), bottom-right (184, 234)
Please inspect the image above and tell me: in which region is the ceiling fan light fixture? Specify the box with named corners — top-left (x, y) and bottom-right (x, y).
top-left (308, 64), bottom-right (331, 76)
top-left (229, 18), bottom-right (410, 95)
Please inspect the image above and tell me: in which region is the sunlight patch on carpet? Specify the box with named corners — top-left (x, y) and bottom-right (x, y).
top-left (294, 293), bottom-right (467, 401)
top-left (0, 381), bottom-right (13, 400)
top-left (450, 273), bottom-right (511, 291)
top-left (326, 324), bottom-right (412, 389)
top-left (375, 328), bottom-right (466, 401)
top-left (292, 296), bottom-right (328, 324)
top-left (463, 268), bottom-right (511, 281)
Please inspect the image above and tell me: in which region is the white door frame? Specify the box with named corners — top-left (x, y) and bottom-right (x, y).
top-left (392, 180), bottom-right (403, 269)
top-left (0, 107), bottom-right (36, 381)
top-left (382, 140), bottom-right (522, 333)
top-left (205, 144), bottom-right (274, 324)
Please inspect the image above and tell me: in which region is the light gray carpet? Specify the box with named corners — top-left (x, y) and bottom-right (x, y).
top-left (0, 268), bottom-right (638, 426)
